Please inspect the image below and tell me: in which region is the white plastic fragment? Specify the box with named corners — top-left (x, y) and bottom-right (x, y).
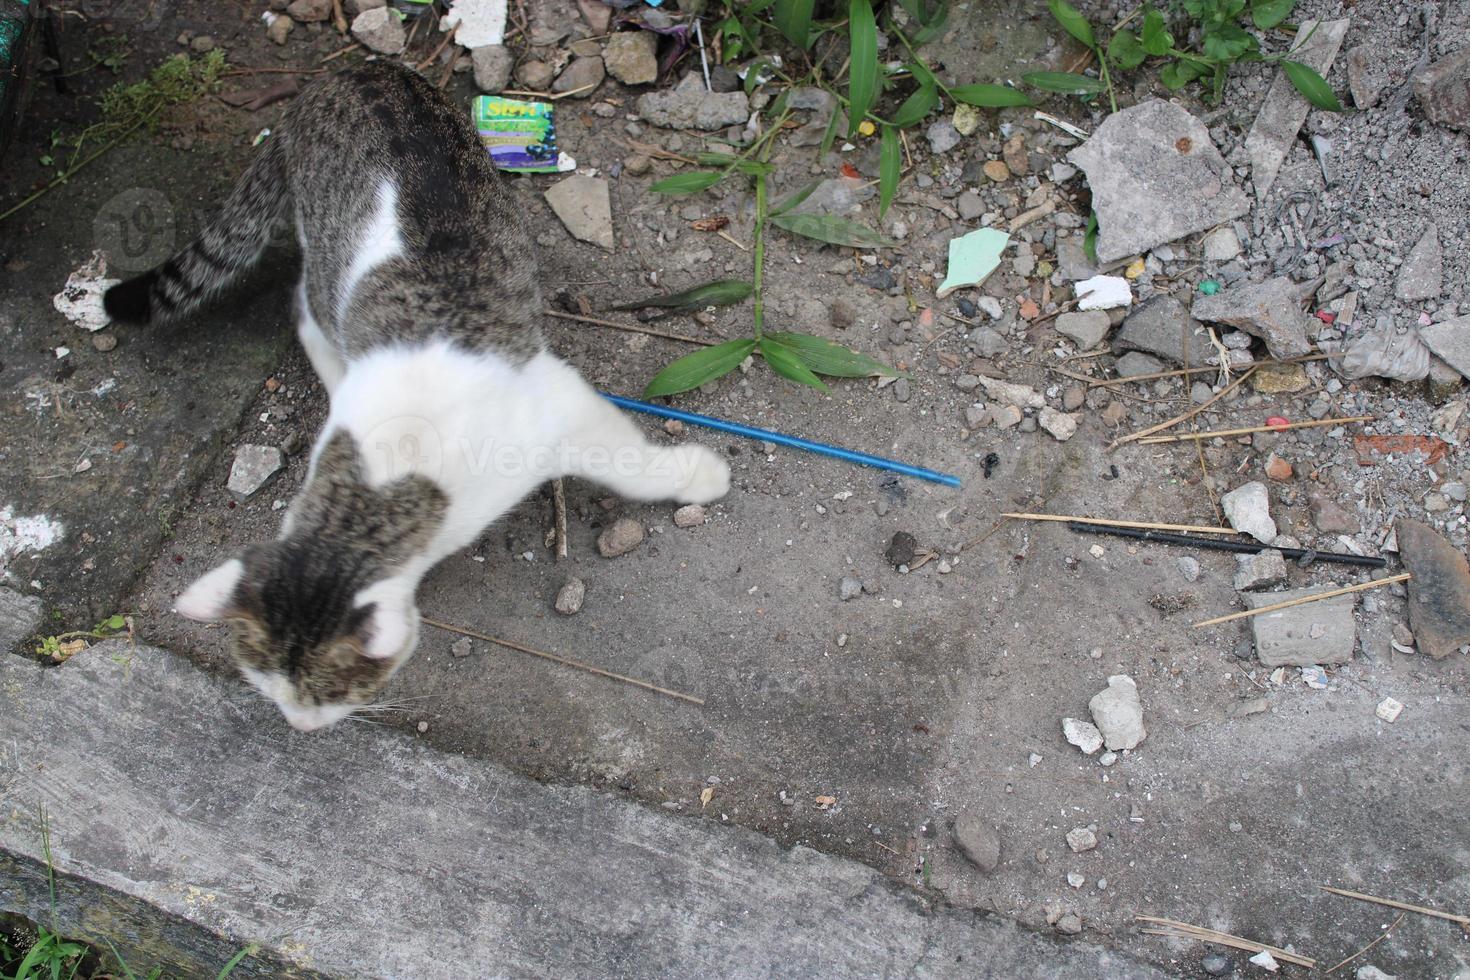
top-left (1375, 697), bottom-right (1403, 723)
top-left (1250, 949), bottom-right (1280, 972)
top-left (441, 0), bottom-right (508, 48)
top-left (53, 250), bottom-right (119, 332)
top-left (1075, 275), bottom-right (1132, 311)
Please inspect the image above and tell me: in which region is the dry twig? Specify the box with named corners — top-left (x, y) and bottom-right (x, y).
top-left (1138, 415), bottom-right (1374, 445)
top-left (551, 478), bottom-right (569, 561)
top-left (544, 309), bottom-right (713, 346)
top-left (1002, 512), bottom-right (1237, 535)
top-left (1325, 912), bottom-right (1405, 974)
top-left (1192, 574), bottom-right (1411, 628)
top-left (1110, 366), bottom-right (1258, 451)
top-left (1322, 886), bottom-right (1470, 933)
top-left (1135, 916), bottom-right (1316, 968)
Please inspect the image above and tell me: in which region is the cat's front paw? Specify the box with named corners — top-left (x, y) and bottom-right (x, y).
top-left (674, 445), bottom-right (731, 504)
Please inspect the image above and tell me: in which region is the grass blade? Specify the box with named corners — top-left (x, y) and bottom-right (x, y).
top-left (766, 331), bottom-right (900, 377)
top-left (948, 83), bottom-right (1032, 107)
top-left (772, 0), bottom-right (815, 48)
top-left (891, 83), bottom-right (938, 126)
top-left (1083, 209), bottom-right (1099, 263)
top-left (649, 170), bottom-right (725, 195)
top-left (644, 338), bottom-right (756, 397)
top-left (878, 124), bottom-right (900, 219)
top-left (610, 279), bottom-right (753, 312)
top-left (216, 943), bottom-right (261, 980)
top-left (771, 212), bottom-right (896, 248)
top-left (1282, 59), bottom-right (1343, 111)
top-left (1022, 71), bottom-right (1106, 95)
top-left (846, 0), bottom-right (878, 137)
top-left (770, 177), bottom-right (823, 217)
top-left (1047, 0), bottom-right (1095, 49)
top-left (760, 337), bottom-right (830, 392)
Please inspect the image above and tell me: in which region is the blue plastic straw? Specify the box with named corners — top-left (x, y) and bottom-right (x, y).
top-left (601, 393), bottom-right (962, 488)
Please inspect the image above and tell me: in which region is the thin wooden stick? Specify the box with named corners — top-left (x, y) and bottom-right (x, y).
top-left (1135, 916), bottom-right (1316, 968)
top-left (331, 0), bottom-right (348, 33)
top-left (320, 43), bottom-right (360, 64)
top-left (417, 23), bottom-right (457, 70)
top-left (1138, 415), bottom-right (1374, 445)
top-left (1322, 886), bottom-right (1470, 930)
top-left (503, 81), bottom-right (598, 100)
top-left (543, 309), bottom-right (714, 346)
top-left (715, 229), bottom-right (748, 251)
top-left (423, 618), bottom-right (705, 705)
top-left (1087, 353), bottom-right (1333, 388)
top-left (551, 478), bottom-right (569, 561)
top-left (1110, 366), bottom-right (1257, 451)
top-left (1192, 574), bottom-right (1411, 628)
top-left (1325, 912), bottom-right (1405, 974)
top-left (1196, 439), bottom-right (1223, 527)
top-left (1003, 512), bottom-right (1238, 535)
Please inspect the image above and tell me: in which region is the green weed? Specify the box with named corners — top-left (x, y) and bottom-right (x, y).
top-left (33, 614), bottom-right (128, 664)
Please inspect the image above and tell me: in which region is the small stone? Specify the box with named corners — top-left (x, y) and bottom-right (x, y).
top-left (1191, 381), bottom-right (1213, 404)
top-left (885, 531), bottom-right (918, 568)
top-left (1249, 949), bottom-right (1280, 973)
top-left (982, 159), bottom-right (1011, 182)
top-left (1067, 872), bottom-right (1085, 888)
top-left (1002, 134), bottom-right (1027, 175)
top-left (227, 445), bottom-right (284, 500)
top-left (1038, 407), bottom-right (1080, 442)
top-left (926, 119), bottom-right (961, 154)
top-left (450, 638), bottom-right (473, 658)
top-left (1055, 310), bottom-right (1111, 349)
top-left (1375, 697), bottom-right (1403, 723)
top-left (350, 7), bottom-right (405, 54)
top-left (1054, 912), bottom-right (1083, 936)
top-left (1221, 481), bottom-right (1277, 545)
top-left (554, 577), bottom-right (586, 615)
top-left (1264, 454), bottom-right (1293, 481)
top-left (266, 13), bottom-right (295, 44)
top-left (597, 518), bottom-right (645, 557)
top-left (969, 326), bottom-right (1007, 358)
top-left (190, 35), bottom-right (216, 53)
top-left (1061, 384), bottom-right (1085, 412)
top-left (1201, 952), bottom-right (1233, 976)
top-left (1097, 751), bottom-right (1117, 767)
top-left (957, 192), bottom-right (985, 221)
top-left (839, 575), bottom-right (863, 601)
top-left (1355, 968), bottom-right (1396, 980)
top-left (1201, 226), bottom-right (1242, 262)
top-left (417, 721), bottom-right (429, 733)
top-left (830, 298), bottom-right (856, 330)
top-left (953, 812), bottom-right (1001, 873)
top-left (1115, 351), bottom-right (1165, 378)
top-left (544, 175), bottom-right (614, 250)
top-left (1396, 519), bottom-right (1470, 659)
top-left (1065, 827), bottom-right (1096, 853)
top-left (623, 154), bottom-right (651, 176)
top-left (1248, 587), bottom-right (1357, 666)
top-left (286, 0), bottom-right (331, 21)
top-left (1089, 675), bottom-right (1145, 751)
top-left (977, 376), bottom-right (1044, 409)
top-left (1345, 45), bottom-right (1386, 108)
top-left (1412, 45), bottom-right (1470, 131)
top-left (1310, 494), bottom-right (1358, 534)
top-left (1178, 556), bottom-right (1200, 582)
top-left (603, 30), bottom-right (658, 86)
top-left (554, 56), bottom-right (605, 98)
top-left (1062, 718), bottom-right (1103, 755)
top-left (1233, 550), bottom-right (1288, 591)
top-left (952, 103), bottom-right (982, 136)
top-left (471, 45), bottom-right (514, 94)
top-left (516, 60), bottom-right (555, 90)
top-left (1114, 295), bottom-right (1207, 366)
top-left (673, 504), bottom-right (706, 528)
top-left (1395, 225), bottom-right (1443, 301)
top-left (91, 333), bottom-right (117, 352)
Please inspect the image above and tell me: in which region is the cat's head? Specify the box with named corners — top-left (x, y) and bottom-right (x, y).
top-left (176, 432), bottom-right (446, 731)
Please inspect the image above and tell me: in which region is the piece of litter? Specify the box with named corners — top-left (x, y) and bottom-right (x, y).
top-left (1375, 696), bottom-right (1403, 723)
top-left (52, 250), bottom-right (119, 332)
top-left (1033, 110), bottom-right (1089, 140)
top-left (441, 0), bottom-right (508, 48)
top-left (1075, 275), bottom-right (1131, 311)
top-left (1249, 949), bottom-right (1279, 972)
top-left (472, 96), bottom-right (575, 173)
top-left (1088, 544), bottom-right (1106, 559)
top-left (1301, 665), bottom-right (1329, 689)
top-left (936, 227), bottom-right (1010, 299)
top-left (1198, 279), bottom-right (1220, 295)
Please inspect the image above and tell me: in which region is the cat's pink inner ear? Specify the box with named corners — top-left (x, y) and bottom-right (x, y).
top-left (175, 559), bottom-right (245, 621)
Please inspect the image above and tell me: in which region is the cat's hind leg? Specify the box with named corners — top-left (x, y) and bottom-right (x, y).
top-left (556, 382), bottom-right (730, 505)
top-left (296, 279), bottom-right (346, 395)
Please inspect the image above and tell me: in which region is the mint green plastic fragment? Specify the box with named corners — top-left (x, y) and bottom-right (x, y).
top-left (1198, 279), bottom-right (1221, 295)
top-left (936, 228), bottom-right (1010, 299)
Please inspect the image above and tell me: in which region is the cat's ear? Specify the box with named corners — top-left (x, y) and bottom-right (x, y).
top-left (176, 559), bottom-right (245, 621)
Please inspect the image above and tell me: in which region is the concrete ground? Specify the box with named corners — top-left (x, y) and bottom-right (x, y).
top-left (4, 1), bottom-right (1470, 977)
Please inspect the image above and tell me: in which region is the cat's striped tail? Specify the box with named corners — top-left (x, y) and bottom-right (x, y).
top-left (103, 133), bottom-right (288, 324)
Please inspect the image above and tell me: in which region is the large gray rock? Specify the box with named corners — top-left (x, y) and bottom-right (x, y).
top-left (637, 73), bottom-right (749, 130)
top-left (544, 175), bottom-right (615, 250)
top-left (1396, 225), bottom-right (1443, 301)
top-left (1066, 100), bottom-right (1250, 263)
top-left (350, 6), bottom-right (406, 54)
top-left (1244, 19), bottom-right (1351, 199)
top-left (1247, 587), bottom-right (1357, 666)
top-left (0, 586), bottom-right (44, 657)
top-left (1191, 277), bottom-right (1314, 360)
top-left (1114, 295), bottom-right (1210, 366)
top-left (1396, 519), bottom-right (1470, 659)
top-left (1420, 314), bottom-right (1470, 380)
top-left (603, 30), bottom-right (658, 86)
top-left (1413, 46), bottom-right (1470, 131)
top-left (1088, 675), bottom-right (1146, 751)
top-left (0, 642), bottom-right (1167, 979)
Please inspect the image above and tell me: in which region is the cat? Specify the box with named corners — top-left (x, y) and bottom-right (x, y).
top-left (103, 62), bottom-right (730, 732)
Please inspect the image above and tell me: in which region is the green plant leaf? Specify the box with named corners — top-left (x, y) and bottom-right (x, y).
top-left (649, 170), bottom-right (725, 195)
top-left (1107, 29), bottom-right (1147, 70)
top-left (99, 614), bottom-right (126, 632)
top-left (846, 0), bottom-right (879, 137)
top-left (610, 279), bottom-right (754, 312)
top-left (1083, 209), bottom-right (1099, 264)
top-left (1159, 59), bottom-right (1207, 90)
top-left (879, 125), bottom-right (900, 219)
top-left (906, 58), bottom-right (938, 90)
top-left (770, 212), bottom-right (897, 248)
top-left (644, 338), bottom-right (758, 397)
top-left (898, 0), bottom-right (950, 46)
top-left (1250, 0), bottom-right (1294, 29)
top-left (765, 331), bottom-right (901, 377)
top-left (1282, 59), bottom-right (1343, 111)
top-left (1047, 0), bottom-right (1096, 49)
top-left (759, 337), bottom-right (830, 392)
top-left (772, 0), bottom-right (815, 48)
top-left (770, 178), bottom-right (822, 216)
top-left (217, 943), bottom-right (261, 980)
top-left (1022, 71), bottom-right (1106, 95)
top-left (891, 83), bottom-right (938, 126)
top-left (731, 159), bottom-right (775, 176)
top-left (1201, 22), bottom-right (1256, 61)
top-left (818, 102), bottom-right (843, 155)
top-left (948, 83), bottom-right (1033, 107)
top-left (1140, 8), bottom-right (1174, 55)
